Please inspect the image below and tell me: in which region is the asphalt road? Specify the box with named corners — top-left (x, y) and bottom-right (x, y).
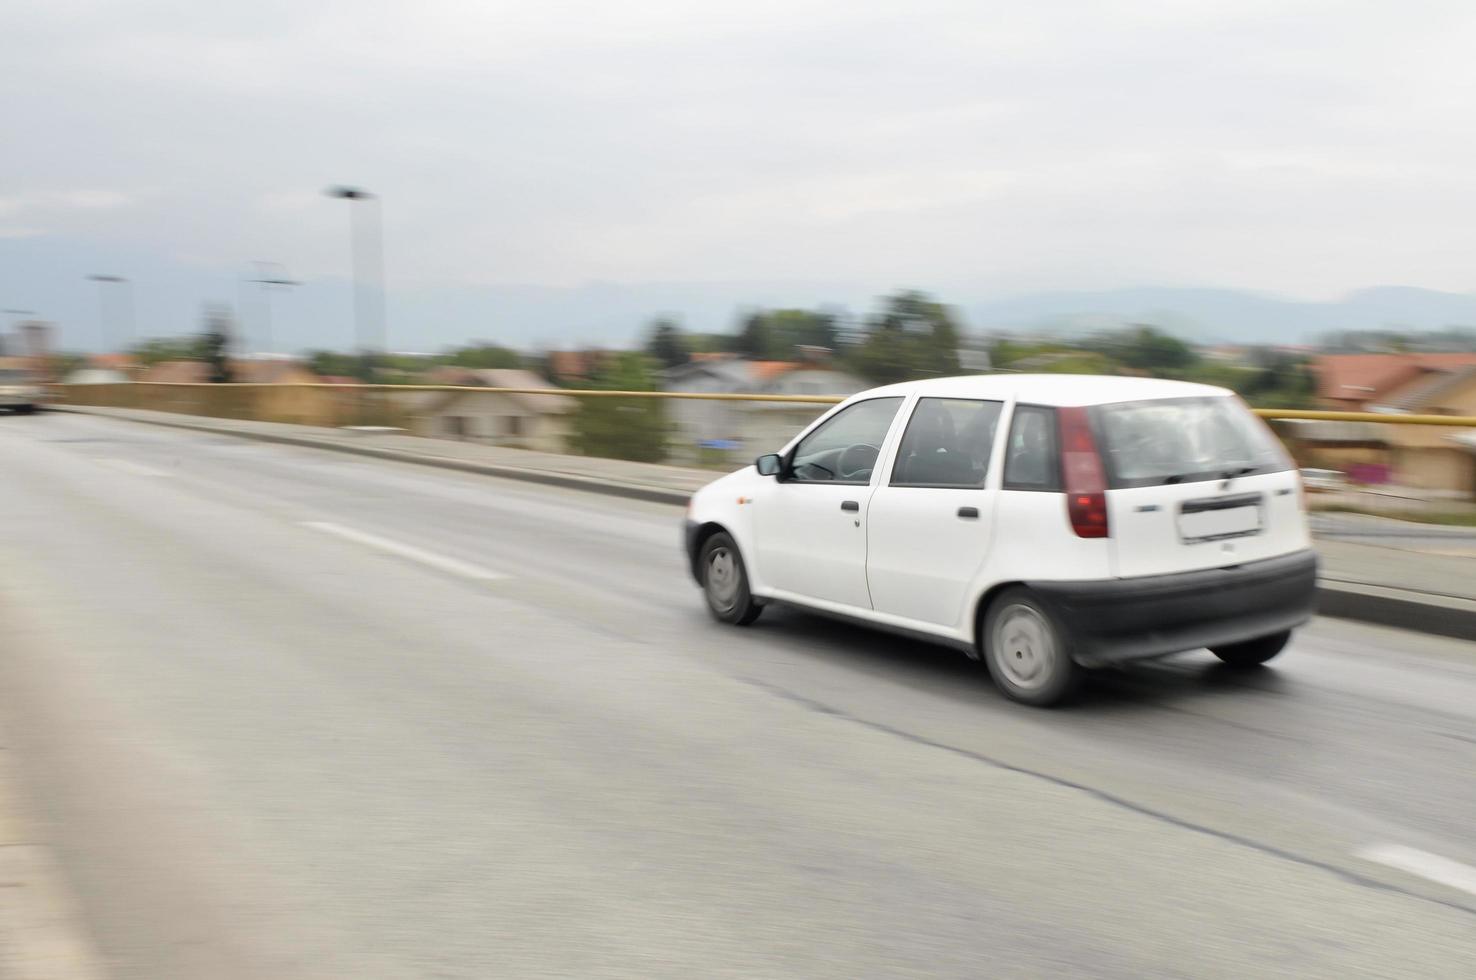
top-left (1, 410), bottom-right (1473, 979)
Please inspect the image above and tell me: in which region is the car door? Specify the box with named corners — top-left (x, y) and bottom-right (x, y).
top-left (751, 396), bottom-right (906, 609)
top-left (866, 397), bottom-right (1005, 629)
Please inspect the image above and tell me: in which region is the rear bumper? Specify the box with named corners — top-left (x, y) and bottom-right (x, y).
top-left (1028, 549), bottom-right (1319, 667)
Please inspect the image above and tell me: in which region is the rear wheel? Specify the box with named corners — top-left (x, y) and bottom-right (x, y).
top-left (984, 588), bottom-right (1079, 706)
top-left (699, 532), bottom-right (763, 626)
top-left (1210, 630), bottom-right (1290, 667)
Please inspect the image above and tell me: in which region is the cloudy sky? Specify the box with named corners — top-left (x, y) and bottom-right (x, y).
top-left (4, 0), bottom-right (1476, 350)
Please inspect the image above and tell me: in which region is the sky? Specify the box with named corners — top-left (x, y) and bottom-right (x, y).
top-left (5, 0), bottom-right (1476, 351)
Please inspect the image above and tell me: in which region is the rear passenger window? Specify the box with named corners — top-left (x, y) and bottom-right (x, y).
top-left (1003, 405), bottom-right (1060, 491)
top-left (890, 398), bottom-right (1003, 488)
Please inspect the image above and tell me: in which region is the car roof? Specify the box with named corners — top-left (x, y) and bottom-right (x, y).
top-left (851, 373), bottom-right (1232, 407)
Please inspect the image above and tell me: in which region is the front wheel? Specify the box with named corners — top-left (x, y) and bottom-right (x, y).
top-left (699, 532), bottom-right (763, 626)
top-left (1210, 630), bottom-right (1290, 667)
top-left (983, 588), bottom-right (1079, 706)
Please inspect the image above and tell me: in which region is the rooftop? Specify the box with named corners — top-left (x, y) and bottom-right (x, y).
top-left (1314, 352), bottom-right (1476, 405)
top-left (1377, 365), bottom-right (1476, 413)
top-left (855, 373), bottom-right (1231, 407)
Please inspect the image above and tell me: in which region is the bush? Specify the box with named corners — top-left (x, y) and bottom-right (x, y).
top-left (568, 353), bottom-right (669, 463)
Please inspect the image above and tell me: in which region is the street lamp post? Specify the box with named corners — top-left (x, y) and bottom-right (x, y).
top-left (86, 275), bottom-right (132, 352)
top-left (245, 262), bottom-right (299, 356)
top-left (324, 186), bottom-right (385, 362)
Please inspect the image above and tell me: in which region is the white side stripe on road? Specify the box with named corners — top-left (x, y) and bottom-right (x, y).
top-left (1357, 844), bottom-right (1476, 897)
top-left (301, 521), bottom-right (507, 581)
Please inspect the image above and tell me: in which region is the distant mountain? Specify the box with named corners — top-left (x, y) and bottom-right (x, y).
top-left (13, 218), bottom-right (1476, 352)
top-left (391, 282), bottom-right (1476, 350)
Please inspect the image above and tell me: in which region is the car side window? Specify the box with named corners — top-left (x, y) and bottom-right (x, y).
top-left (1003, 404), bottom-right (1061, 491)
top-left (788, 397), bottom-right (904, 484)
top-left (890, 398), bottom-right (1003, 488)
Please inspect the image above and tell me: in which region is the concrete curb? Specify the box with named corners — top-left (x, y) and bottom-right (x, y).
top-left (52, 406), bottom-right (693, 507)
top-left (1317, 582), bottom-right (1476, 642)
top-left (54, 405), bottom-right (1476, 641)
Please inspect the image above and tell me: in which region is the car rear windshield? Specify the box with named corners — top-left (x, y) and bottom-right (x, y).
top-left (1090, 396), bottom-right (1291, 489)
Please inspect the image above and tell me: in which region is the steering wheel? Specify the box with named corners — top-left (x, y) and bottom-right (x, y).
top-left (838, 443), bottom-right (881, 481)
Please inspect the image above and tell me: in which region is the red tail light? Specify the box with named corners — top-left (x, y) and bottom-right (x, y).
top-left (1057, 406), bottom-right (1109, 538)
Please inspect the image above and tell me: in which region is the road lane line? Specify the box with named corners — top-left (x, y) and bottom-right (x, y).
top-left (1357, 844), bottom-right (1476, 897)
top-left (300, 521), bottom-right (507, 581)
top-left (100, 458), bottom-right (170, 477)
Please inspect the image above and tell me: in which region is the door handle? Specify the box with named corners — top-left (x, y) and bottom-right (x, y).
top-left (957, 506), bottom-right (979, 519)
top-left (841, 500), bottom-right (860, 512)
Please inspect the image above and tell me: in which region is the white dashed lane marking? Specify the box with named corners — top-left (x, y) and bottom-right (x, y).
top-left (301, 521), bottom-right (507, 582)
top-left (1357, 844), bottom-right (1476, 897)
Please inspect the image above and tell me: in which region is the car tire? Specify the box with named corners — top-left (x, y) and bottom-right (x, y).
top-left (983, 588), bottom-right (1079, 706)
top-left (699, 532), bottom-right (763, 626)
top-left (1210, 630), bottom-right (1290, 667)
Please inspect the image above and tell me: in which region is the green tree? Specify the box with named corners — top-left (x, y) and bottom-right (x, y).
top-left (50, 351), bottom-right (87, 379)
top-left (130, 336), bottom-right (206, 366)
top-left (446, 343), bottom-right (522, 369)
top-left (1088, 325), bottom-right (1196, 375)
top-left (306, 350), bottom-right (362, 378)
top-left (726, 309), bottom-right (841, 361)
top-left (847, 291), bottom-right (962, 383)
top-left (200, 306), bottom-right (233, 383)
top-left (569, 352), bottom-right (668, 463)
top-left (687, 332), bottom-right (741, 354)
top-left (1238, 350), bottom-right (1316, 408)
top-left (353, 352), bottom-right (379, 383)
top-left (735, 312), bottom-right (777, 359)
top-left (643, 318), bottom-right (690, 369)
top-left (765, 309), bottom-right (839, 356)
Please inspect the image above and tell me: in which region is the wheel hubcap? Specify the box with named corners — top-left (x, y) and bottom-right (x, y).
top-left (993, 604), bottom-right (1055, 690)
top-left (707, 548), bottom-right (739, 610)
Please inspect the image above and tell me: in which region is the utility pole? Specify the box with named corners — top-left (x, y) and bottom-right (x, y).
top-left (324, 186), bottom-right (385, 361)
top-left (245, 262), bottom-right (299, 356)
top-left (86, 275), bottom-right (132, 351)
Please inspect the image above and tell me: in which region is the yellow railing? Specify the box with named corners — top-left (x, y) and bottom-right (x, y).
top-left (1249, 408), bottom-right (1476, 426)
top-left (51, 382), bottom-right (1476, 426)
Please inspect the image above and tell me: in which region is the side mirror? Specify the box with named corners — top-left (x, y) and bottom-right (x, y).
top-left (755, 453), bottom-right (783, 477)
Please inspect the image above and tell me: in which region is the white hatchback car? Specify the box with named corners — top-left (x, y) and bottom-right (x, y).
top-left (683, 375), bottom-right (1318, 705)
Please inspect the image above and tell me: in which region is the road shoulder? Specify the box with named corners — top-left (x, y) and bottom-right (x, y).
top-left (0, 739), bottom-right (108, 980)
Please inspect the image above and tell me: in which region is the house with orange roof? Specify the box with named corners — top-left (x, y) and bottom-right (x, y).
top-left (87, 352), bottom-right (141, 378)
top-left (661, 357), bottom-right (867, 464)
top-left (546, 349), bottom-right (615, 384)
top-left (1296, 352), bottom-right (1476, 495)
top-left (1368, 362), bottom-right (1476, 496)
top-left (409, 368), bottom-right (575, 453)
top-left (1313, 353), bottom-right (1476, 411)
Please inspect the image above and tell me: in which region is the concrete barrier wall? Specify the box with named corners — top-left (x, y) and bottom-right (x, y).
top-left (58, 383), bottom-right (420, 429)
top-left (54, 383), bottom-right (1476, 489)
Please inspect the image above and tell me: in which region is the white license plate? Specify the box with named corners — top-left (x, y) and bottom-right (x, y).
top-left (1178, 505), bottom-right (1261, 541)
